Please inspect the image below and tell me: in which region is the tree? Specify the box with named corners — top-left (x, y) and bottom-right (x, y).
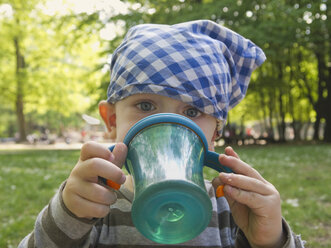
top-left (0, 0), bottom-right (104, 141)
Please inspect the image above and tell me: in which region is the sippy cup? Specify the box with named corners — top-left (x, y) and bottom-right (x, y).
top-left (105, 113), bottom-right (232, 244)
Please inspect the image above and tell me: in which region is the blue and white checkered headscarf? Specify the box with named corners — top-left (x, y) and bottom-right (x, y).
top-left (107, 20), bottom-right (266, 132)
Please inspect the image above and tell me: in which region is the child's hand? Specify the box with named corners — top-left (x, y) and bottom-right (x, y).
top-left (213, 147), bottom-right (286, 248)
top-left (62, 141), bottom-right (127, 219)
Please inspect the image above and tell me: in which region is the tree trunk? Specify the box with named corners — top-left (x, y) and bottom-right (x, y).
top-left (278, 90), bottom-right (286, 142)
top-left (268, 91), bottom-right (275, 141)
top-left (14, 37), bottom-right (27, 142)
top-left (303, 122), bottom-right (310, 141)
top-left (315, 50), bottom-right (330, 142)
top-left (323, 64), bottom-right (331, 142)
top-left (324, 0), bottom-right (331, 142)
top-left (275, 62), bottom-right (286, 142)
top-left (313, 111), bottom-right (321, 141)
top-left (287, 62), bottom-right (298, 141)
top-left (259, 90), bottom-right (268, 132)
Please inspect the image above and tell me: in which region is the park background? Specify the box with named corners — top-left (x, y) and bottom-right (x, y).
top-left (0, 0), bottom-right (330, 247)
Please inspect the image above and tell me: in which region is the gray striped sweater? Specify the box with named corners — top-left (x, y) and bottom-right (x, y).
top-left (19, 181), bottom-right (305, 248)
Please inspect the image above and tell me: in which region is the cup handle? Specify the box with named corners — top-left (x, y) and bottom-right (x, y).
top-left (98, 144), bottom-right (120, 190)
top-left (204, 151), bottom-right (233, 173)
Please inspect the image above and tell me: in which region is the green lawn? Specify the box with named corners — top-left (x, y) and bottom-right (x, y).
top-left (0, 144), bottom-right (330, 247)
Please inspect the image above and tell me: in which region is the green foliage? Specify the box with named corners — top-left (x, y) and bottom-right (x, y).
top-left (0, 0), bottom-right (104, 136)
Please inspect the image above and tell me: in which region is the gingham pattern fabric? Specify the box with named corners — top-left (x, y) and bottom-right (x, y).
top-left (107, 20), bottom-right (266, 130)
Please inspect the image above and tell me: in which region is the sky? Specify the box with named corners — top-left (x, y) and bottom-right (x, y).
top-left (40, 0), bottom-right (130, 16)
top-left (40, 0), bottom-right (130, 40)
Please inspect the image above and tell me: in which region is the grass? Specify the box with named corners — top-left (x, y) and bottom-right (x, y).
top-left (0, 144), bottom-right (330, 247)
top-left (0, 149), bottom-right (80, 248)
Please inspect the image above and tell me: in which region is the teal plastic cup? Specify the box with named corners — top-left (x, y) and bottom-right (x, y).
top-left (110, 113), bottom-right (232, 244)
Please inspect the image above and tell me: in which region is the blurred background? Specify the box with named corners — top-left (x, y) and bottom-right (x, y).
top-left (0, 0), bottom-right (330, 146)
top-left (0, 1), bottom-right (331, 247)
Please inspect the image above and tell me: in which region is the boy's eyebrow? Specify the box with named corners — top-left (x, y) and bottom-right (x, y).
top-left (183, 104), bottom-right (200, 110)
top-left (131, 96), bottom-right (157, 102)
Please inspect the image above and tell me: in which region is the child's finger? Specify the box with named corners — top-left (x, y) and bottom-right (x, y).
top-left (211, 176), bottom-right (222, 188)
top-left (77, 158), bottom-right (126, 185)
top-left (72, 180), bottom-right (117, 206)
top-left (68, 193), bottom-right (111, 219)
top-left (223, 185), bottom-right (272, 211)
top-left (111, 142), bottom-right (128, 168)
top-left (80, 141), bottom-right (112, 162)
top-left (219, 154), bottom-right (266, 182)
top-left (224, 146), bottom-right (240, 159)
top-left (219, 173), bottom-right (275, 196)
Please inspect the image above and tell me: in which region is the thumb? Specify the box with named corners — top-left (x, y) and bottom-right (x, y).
top-left (111, 142), bottom-right (128, 169)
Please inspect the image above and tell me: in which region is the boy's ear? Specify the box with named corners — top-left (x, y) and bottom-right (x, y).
top-left (98, 100), bottom-right (116, 139)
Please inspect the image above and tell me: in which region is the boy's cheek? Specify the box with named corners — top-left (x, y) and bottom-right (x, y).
top-left (115, 127), bottom-right (128, 142)
top-left (199, 126), bottom-right (217, 149)
top-left (115, 122), bottom-right (136, 142)
top-left (114, 112), bottom-right (152, 142)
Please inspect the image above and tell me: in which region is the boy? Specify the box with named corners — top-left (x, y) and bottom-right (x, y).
top-left (19, 20), bottom-right (305, 247)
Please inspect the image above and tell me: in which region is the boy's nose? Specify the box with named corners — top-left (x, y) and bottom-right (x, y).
top-left (149, 95), bottom-right (186, 116)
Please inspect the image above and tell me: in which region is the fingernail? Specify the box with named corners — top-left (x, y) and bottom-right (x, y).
top-left (219, 154), bottom-right (226, 161)
top-left (120, 174), bottom-right (126, 184)
top-left (216, 185), bottom-right (225, 198)
top-left (222, 173), bottom-right (232, 182)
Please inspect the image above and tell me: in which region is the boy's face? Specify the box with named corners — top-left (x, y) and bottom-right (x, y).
top-left (100, 93), bottom-right (217, 151)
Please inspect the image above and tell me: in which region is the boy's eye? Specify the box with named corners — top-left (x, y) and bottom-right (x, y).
top-left (184, 108), bottom-right (201, 118)
top-left (136, 102), bottom-right (156, 112)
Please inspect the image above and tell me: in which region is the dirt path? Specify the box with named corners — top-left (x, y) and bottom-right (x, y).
top-left (0, 142), bottom-right (115, 150)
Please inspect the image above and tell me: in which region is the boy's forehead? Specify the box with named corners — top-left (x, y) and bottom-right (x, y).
top-left (115, 93), bottom-right (192, 106)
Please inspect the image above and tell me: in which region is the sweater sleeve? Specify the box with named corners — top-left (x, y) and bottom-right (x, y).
top-left (281, 218), bottom-right (306, 248)
top-left (18, 182), bottom-right (100, 248)
top-left (235, 218), bottom-right (306, 248)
